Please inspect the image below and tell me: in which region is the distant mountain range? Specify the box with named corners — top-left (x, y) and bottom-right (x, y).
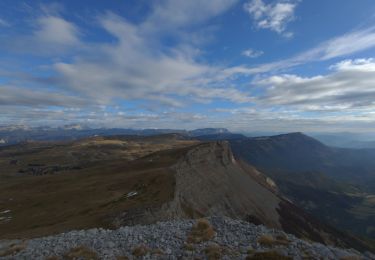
top-left (2, 125), bottom-right (375, 148)
top-left (0, 126), bottom-right (230, 146)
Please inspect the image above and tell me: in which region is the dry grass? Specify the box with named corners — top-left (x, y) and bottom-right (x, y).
top-left (187, 218), bottom-right (216, 243)
top-left (247, 248), bottom-right (255, 255)
top-left (132, 244), bottom-right (150, 257)
top-left (151, 248), bottom-right (164, 255)
top-left (257, 234), bottom-right (290, 247)
top-left (183, 243), bottom-right (195, 251)
top-left (46, 256), bottom-right (60, 260)
top-left (0, 242), bottom-right (26, 257)
top-left (204, 243), bottom-right (222, 260)
top-left (258, 235), bottom-right (275, 246)
top-left (0, 137), bottom-right (195, 239)
top-left (246, 251), bottom-right (293, 260)
top-left (63, 246), bottom-right (99, 260)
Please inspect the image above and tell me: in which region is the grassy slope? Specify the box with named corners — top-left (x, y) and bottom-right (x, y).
top-left (0, 136), bottom-right (197, 239)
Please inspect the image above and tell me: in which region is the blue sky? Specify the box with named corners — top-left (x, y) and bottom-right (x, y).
top-left (1, 0), bottom-right (375, 132)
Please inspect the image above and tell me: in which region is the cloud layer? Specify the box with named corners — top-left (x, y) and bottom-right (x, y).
top-left (1, 1), bottom-right (375, 132)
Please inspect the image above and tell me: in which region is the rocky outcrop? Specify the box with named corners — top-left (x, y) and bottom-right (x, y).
top-left (159, 142), bottom-right (281, 227)
top-left (1, 216), bottom-right (372, 259)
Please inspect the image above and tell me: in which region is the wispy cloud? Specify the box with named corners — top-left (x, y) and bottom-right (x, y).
top-left (243, 26), bottom-right (375, 74)
top-left (34, 16), bottom-right (80, 46)
top-left (243, 0), bottom-right (299, 37)
top-left (0, 85), bottom-right (89, 107)
top-left (254, 58), bottom-right (375, 112)
top-left (53, 3), bottom-right (252, 107)
top-left (242, 48), bottom-right (264, 58)
top-left (144, 0), bottom-right (238, 30)
top-left (315, 26), bottom-right (375, 60)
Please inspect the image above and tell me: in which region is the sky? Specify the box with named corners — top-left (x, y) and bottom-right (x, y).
top-left (1, 0), bottom-right (375, 133)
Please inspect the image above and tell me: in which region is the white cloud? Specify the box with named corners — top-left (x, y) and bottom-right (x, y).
top-left (255, 58), bottom-right (375, 111)
top-left (242, 48), bottom-right (264, 58)
top-left (53, 8), bottom-right (252, 107)
top-left (0, 15), bottom-right (82, 55)
top-left (34, 16), bottom-right (80, 46)
top-left (244, 0), bottom-right (299, 36)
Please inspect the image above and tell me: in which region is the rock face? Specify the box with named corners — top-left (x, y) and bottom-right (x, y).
top-left (0, 216), bottom-right (372, 260)
top-left (159, 142), bottom-right (281, 227)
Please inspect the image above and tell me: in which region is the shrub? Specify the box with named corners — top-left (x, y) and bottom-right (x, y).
top-left (63, 246), bottom-right (99, 260)
top-left (258, 235), bottom-right (275, 246)
top-left (151, 248), bottom-right (164, 255)
top-left (187, 218), bottom-right (215, 243)
top-left (132, 244), bottom-right (150, 257)
top-left (274, 234), bottom-right (290, 246)
top-left (257, 234), bottom-right (289, 247)
top-left (204, 244), bottom-right (222, 260)
top-left (183, 243), bottom-right (195, 251)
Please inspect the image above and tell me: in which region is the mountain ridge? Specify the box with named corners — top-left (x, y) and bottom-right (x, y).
top-left (0, 136), bottom-right (371, 251)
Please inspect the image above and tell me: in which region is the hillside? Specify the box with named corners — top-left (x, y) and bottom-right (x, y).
top-left (230, 132), bottom-right (375, 189)
top-left (229, 133), bottom-right (375, 240)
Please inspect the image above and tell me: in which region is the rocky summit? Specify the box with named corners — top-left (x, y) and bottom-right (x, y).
top-left (1, 216), bottom-right (373, 260)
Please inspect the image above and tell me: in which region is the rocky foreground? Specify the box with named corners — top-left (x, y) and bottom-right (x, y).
top-left (0, 216), bottom-right (373, 260)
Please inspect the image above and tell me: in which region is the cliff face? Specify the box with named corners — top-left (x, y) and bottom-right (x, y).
top-left (159, 141), bottom-right (281, 228)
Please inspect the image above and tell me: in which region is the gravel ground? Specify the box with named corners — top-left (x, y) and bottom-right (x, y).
top-left (0, 216), bottom-right (374, 259)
